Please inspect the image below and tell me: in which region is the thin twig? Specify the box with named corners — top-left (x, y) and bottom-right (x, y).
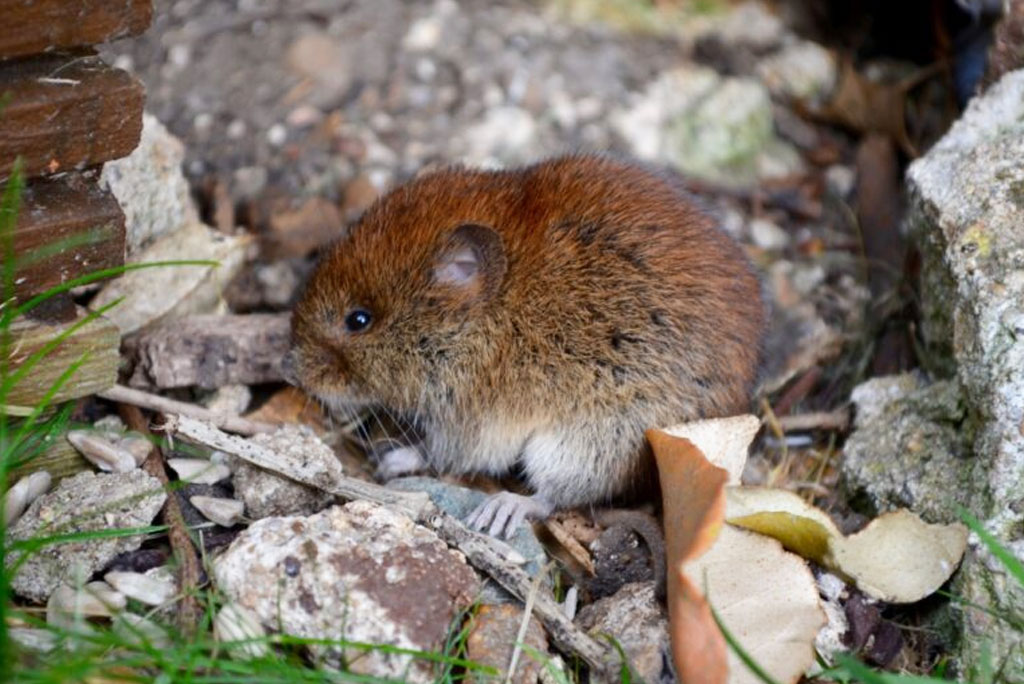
top-left (776, 409), bottom-right (850, 433)
top-left (119, 404), bottom-right (203, 636)
top-left (100, 384), bottom-right (275, 435)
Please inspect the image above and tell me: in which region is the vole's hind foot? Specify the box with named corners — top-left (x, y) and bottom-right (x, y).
top-left (467, 492), bottom-right (554, 539)
top-left (370, 440), bottom-right (427, 481)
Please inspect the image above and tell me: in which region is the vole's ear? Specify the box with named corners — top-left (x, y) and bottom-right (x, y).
top-left (433, 223), bottom-right (507, 299)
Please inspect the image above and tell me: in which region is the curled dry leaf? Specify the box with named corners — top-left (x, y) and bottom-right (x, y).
top-left (660, 415), bottom-right (761, 485)
top-left (726, 488), bottom-right (968, 603)
top-left (647, 428), bottom-right (729, 684)
top-left (650, 418), bottom-right (825, 684)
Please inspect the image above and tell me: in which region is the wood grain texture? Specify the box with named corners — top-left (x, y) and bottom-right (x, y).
top-left (8, 173), bottom-right (126, 302)
top-left (0, 0), bottom-right (153, 59)
top-left (5, 307), bottom-right (120, 407)
top-left (0, 54), bottom-right (145, 179)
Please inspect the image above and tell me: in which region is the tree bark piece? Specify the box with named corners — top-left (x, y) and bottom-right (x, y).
top-left (124, 313), bottom-right (291, 390)
top-left (4, 307), bottom-right (119, 408)
top-left (0, 53), bottom-right (145, 180)
top-left (10, 173), bottom-right (126, 303)
top-left (0, 0), bottom-right (153, 59)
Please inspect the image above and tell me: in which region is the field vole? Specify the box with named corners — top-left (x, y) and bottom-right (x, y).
top-left (287, 155), bottom-right (766, 537)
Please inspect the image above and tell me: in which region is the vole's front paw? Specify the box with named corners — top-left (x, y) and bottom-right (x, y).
top-left (466, 492), bottom-right (553, 539)
top-left (371, 440), bottom-right (427, 481)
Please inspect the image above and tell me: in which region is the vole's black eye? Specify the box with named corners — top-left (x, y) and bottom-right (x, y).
top-left (344, 309), bottom-right (373, 333)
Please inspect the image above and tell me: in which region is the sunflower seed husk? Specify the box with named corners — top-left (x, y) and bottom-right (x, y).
top-left (3, 470), bottom-right (51, 528)
top-left (214, 602), bottom-right (269, 659)
top-left (167, 458), bottom-right (231, 484)
top-left (84, 580), bottom-right (127, 611)
top-left (189, 495), bottom-right (244, 527)
top-left (119, 432), bottom-right (153, 465)
top-left (9, 628), bottom-right (57, 652)
top-left (47, 584), bottom-right (110, 629)
top-left (104, 570), bottom-right (177, 606)
top-left (113, 613), bottom-right (171, 648)
top-left (67, 430), bottom-right (136, 473)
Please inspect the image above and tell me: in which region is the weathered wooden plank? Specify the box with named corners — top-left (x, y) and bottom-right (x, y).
top-left (5, 173), bottom-right (126, 303)
top-left (124, 313), bottom-right (291, 390)
top-left (4, 307), bottom-right (120, 407)
top-left (0, 0), bottom-right (153, 60)
top-left (7, 429), bottom-right (91, 483)
top-left (0, 54), bottom-right (145, 180)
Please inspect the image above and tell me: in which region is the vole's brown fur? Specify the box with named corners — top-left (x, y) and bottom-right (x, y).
top-left (290, 155), bottom-right (765, 518)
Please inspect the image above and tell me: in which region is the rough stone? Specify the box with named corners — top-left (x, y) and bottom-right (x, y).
top-left (841, 374), bottom-right (970, 522)
top-left (387, 476), bottom-right (547, 602)
top-left (466, 603), bottom-right (549, 684)
top-left (905, 68), bottom-right (1024, 674)
top-left (214, 501), bottom-right (480, 681)
top-left (575, 581), bottom-right (670, 683)
top-left (613, 65), bottom-right (802, 187)
top-left (756, 39), bottom-right (837, 105)
top-left (100, 113), bottom-right (199, 256)
top-left (230, 425), bottom-right (339, 519)
top-left (6, 470), bottom-right (166, 603)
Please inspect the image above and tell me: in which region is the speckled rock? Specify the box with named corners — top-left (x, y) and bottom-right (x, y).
top-left (575, 581), bottom-right (670, 682)
top-left (841, 374), bottom-right (970, 521)
top-left (6, 470), bottom-right (166, 603)
top-left (214, 501), bottom-right (480, 681)
top-left (230, 425), bottom-right (338, 519)
top-left (756, 39), bottom-right (837, 105)
top-left (905, 69), bottom-right (1024, 675)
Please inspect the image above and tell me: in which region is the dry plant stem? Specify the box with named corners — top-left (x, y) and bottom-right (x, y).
top-left (776, 409), bottom-right (850, 433)
top-left (101, 384), bottom-right (276, 435)
top-left (165, 414), bottom-right (617, 674)
top-left (543, 519), bottom-right (596, 574)
top-left (118, 404), bottom-right (203, 635)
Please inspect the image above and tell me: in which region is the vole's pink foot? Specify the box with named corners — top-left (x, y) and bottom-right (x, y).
top-left (467, 492), bottom-right (554, 539)
top-left (373, 443), bottom-right (427, 481)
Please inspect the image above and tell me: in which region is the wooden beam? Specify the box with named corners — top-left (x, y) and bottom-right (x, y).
top-left (0, 54), bottom-right (145, 180)
top-left (6, 173), bottom-right (126, 303)
top-left (4, 307), bottom-right (120, 408)
top-left (0, 0), bottom-right (153, 60)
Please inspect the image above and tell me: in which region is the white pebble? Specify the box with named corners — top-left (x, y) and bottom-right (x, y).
top-left (167, 458), bottom-right (231, 484)
top-left (749, 218), bottom-right (791, 251)
top-left (266, 124), bottom-right (287, 146)
top-left (214, 602), bottom-right (269, 659)
top-left (104, 570), bottom-right (177, 606)
top-left (190, 496), bottom-right (244, 527)
top-left (67, 431), bottom-right (136, 473)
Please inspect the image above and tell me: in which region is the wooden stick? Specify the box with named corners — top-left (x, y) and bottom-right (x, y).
top-left (164, 414), bottom-right (617, 675)
top-left (100, 384), bottom-right (276, 435)
top-left (119, 404), bottom-right (203, 636)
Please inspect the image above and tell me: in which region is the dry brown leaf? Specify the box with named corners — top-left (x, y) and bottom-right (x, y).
top-left (660, 414), bottom-right (761, 485)
top-left (648, 428), bottom-right (730, 684)
top-left (830, 509), bottom-right (968, 604)
top-left (651, 423), bottom-right (825, 684)
top-left (726, 488), bottom-right (968, 603)
top-left (685, 526), bottom-right (825, 684)
top-left (245, 385), bottom-right (326, 433)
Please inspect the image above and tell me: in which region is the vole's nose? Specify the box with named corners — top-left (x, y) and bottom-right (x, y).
top-left (280, 349), bottom-right (299, 386)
